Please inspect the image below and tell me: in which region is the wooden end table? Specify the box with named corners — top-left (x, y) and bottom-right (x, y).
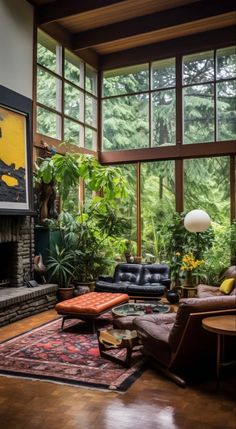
top-left (202, 315), bottom-right (236, 386)
top-left (97, 328), bottom-right (141, 368)
top-left (180, 285), bottom-right (197, 298)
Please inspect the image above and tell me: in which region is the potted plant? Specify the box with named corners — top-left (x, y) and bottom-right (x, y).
top-left (47, 244), bottom-right (75, 300)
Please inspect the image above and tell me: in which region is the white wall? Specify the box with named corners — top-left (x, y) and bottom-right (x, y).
top-left (0, 0), bottom-right (34, 99)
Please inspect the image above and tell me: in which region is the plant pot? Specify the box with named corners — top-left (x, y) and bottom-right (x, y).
top-left (183, 271), bottom-right (193, 288)
top-left (58, 286), bottom-right (75, 301)
top-left (74, 281), bottom-right (95, 292)
top-left (133, 256), bottom-right (142, 264)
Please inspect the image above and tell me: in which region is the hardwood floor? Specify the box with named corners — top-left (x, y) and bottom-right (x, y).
top-left (0, 310), bottom-right (235, 429)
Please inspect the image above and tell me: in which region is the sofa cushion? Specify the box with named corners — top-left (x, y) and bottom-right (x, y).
top-left (127, 284), bottom-right (166, 296)
top-left (114, 263), bottom-right (143, 284)
top-left (197, 284), bottom-right (222, 298)
top-left (142, 264), bottom-right (170, 287)
top-left (95, 280), bottom-right (129, 293)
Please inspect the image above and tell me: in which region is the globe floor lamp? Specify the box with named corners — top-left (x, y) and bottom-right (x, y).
top-left (184, 209), bottom-right (211, 259)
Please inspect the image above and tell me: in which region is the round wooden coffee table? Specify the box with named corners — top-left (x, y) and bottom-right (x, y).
top-left (202, 315), bottom-right (236, 385)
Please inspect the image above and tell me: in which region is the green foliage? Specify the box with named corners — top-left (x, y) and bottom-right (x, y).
top-left (47, 244), bottom-right (75, 288)
top-left (35, 154), bottom-right (129, 281)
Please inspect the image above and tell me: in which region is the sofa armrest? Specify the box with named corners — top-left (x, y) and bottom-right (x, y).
top-left (97, 275), bottom-right (114, 283)
top-left (161, 278), bottom-right (171, 288)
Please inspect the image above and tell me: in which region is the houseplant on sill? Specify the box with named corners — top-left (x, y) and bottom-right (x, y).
top-left (47, 244), bottom-right (75, 301)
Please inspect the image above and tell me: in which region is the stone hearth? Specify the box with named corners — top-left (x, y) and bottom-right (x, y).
top-left (0, 284), bottom-right (58, 327)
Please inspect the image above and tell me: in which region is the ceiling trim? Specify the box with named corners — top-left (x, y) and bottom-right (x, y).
top-left (38, 0), bottom-right (127, 25)
top-left (72, 0), bottom-right (236, 51)
top-left (40, 22), bottom-right (99, 67)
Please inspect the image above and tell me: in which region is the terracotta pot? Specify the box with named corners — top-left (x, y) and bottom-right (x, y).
top-left (133, 256), bottom-right (142, 264)
top-left (58, 286), bottom-right (75, 301)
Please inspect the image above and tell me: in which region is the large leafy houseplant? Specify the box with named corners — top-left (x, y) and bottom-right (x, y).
top-left (34, 153), bottom-right (128, 283)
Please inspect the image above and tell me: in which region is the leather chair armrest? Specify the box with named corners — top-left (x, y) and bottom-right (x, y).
top-left (97, 275), bottom-right (114, 283)
top-left (161, 279), bottom-right (171, 288)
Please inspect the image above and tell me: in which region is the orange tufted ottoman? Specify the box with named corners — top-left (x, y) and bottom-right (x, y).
top-left (55, 292), bottom-right (129, 332)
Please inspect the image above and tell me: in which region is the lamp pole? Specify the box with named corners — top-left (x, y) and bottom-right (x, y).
top-left (184, 209), bottom-right (211, 282)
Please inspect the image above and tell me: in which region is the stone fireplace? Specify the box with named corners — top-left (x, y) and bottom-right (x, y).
top-left (0, 216), bottom-right (34, 287)
top-left (0, 215), bottom-right (58, 327)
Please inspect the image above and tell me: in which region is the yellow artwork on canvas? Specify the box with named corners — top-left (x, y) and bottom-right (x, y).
top-left (0, 105), bottom-right (27, 206)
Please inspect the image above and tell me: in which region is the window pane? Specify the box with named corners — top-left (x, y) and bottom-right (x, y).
top-left (184, 84), bottom-right (214, 143)
top-left (85, 128), bottom-right (97, 151)
top-left (85, 95), bottom-right (97, 127)
top-left (152, 58), bottom-right (175, 89)
top-left (63, 187), bottom-right (80, 215)
top-left (86, 65), bottom-right (97, 95)
top-left (37, 67), bottom-right (61, 111)
top-left (141, 161), bottom-right (175, 262)
top-left (217, 80), bottom-right (236, 141)
top-left (217, 46), bottom-right (236, 80)
top-left (183, 51), bottom-right (214, 85)
top-left (64, 119), bottom-right (84, 147)
top-left (103, 64), bottom-right (149, 97)
top-left (184, 157), bottom-right (231, 279)
top-left (64, 49), bottom-right (84, 87)
top-left (103, 94), bottom-right (149, 151)
top-left (152, 89), bottom-right (176, 146)
top-left (37, 30), bottom-right (59, 73)
top-left (37, 106), bottom-right (61, 139)
top-left (116, 164), bottom-right (137, 255)
top-left (64, 83), bottom-right (84, 121)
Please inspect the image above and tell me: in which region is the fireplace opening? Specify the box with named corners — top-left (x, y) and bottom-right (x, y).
top-left (0, 242), bottom-right (18, 287)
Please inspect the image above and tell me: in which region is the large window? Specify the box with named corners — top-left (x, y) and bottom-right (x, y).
top-left (141, 161), bottom-right (175, 260)
top-left (183, 47), bottom-right (236, 143)
top-left (184, 156), bottom-right (231, 277)
top-left (36, 30), bottom-right (98, 150)
top-left (102, 46), bottom-right (235, 151)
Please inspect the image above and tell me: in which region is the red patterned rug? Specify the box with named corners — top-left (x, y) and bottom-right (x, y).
top-left (0, 316), bottom-right (145, 392)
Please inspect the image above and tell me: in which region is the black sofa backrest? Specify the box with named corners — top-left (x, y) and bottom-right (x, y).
top-left (114, 263), bottom-right (143, 284)
top-left (141, 264), bottom-right (170, 285)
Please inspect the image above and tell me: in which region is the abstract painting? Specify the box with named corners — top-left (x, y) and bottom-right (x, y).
top-left (0, 105), bottom-right (29, 210)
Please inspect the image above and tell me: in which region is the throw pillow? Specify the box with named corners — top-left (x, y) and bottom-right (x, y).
top-left (219, 278), bottom-right (235, 294)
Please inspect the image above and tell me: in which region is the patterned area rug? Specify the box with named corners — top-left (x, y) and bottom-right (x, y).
top-left (0, 316), bottom-right (145, 392)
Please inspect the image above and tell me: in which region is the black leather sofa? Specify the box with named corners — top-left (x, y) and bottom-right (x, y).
top-left (95, 263), bottom-right (170, 297)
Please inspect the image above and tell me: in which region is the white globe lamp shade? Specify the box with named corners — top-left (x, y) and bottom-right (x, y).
top-left (184, 210), bottom-right (211, 233)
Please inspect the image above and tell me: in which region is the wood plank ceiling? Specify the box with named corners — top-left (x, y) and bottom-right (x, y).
top-left (30, 0), bottom-right (235, 68)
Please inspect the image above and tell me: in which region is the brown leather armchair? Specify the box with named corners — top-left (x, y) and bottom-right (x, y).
top-left (133, 295), bottom-right (236, 386)
top-left (197, 265), bottom-right (236, 298)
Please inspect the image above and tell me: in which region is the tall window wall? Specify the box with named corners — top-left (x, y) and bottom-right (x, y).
top-left (36, 30), bottom-right (98, 151)
top-left (102, 46), bottom-right (235, 150)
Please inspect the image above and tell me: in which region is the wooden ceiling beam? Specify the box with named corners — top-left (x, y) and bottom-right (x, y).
top-left (72, 0), bottom-right (236, 50)
top-left (39, 22), bottom-right (99, 68)
top-left (38, 0), bottom-right (127, 25)
top-left (100, 26), bottom-right (236, 70)
top-left (99, 141), bottom-right (236, 165)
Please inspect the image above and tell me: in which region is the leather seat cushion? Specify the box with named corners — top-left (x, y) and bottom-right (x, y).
top-left (134, 313), bottom-right (176, 365)
top-left (55, 292), bottom-right (129, 315)
top-left (127, 284), bottom-right (166, 295)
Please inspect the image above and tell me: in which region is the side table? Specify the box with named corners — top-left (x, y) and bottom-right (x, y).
top-left (97, 328), bottom-right (141, 368)
top-left (202, 315), bottom-right (236, 386)
top-left (180, 285), bottom-right (197, 298)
